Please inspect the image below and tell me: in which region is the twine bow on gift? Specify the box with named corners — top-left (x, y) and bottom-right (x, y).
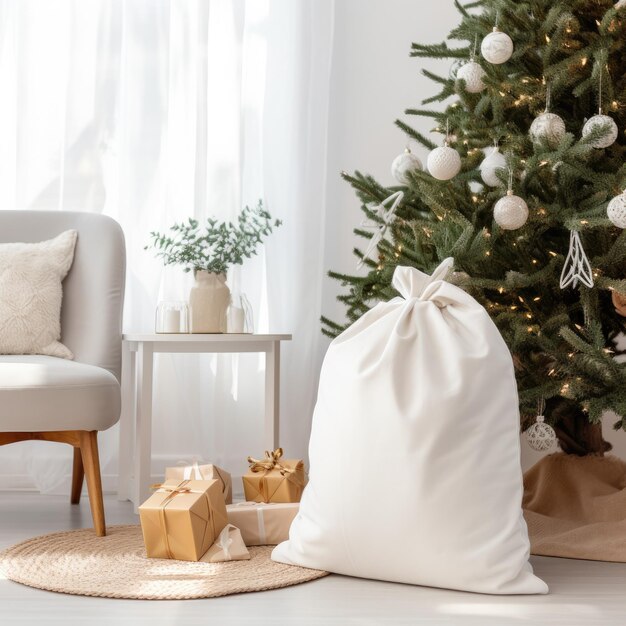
top-left (247, 448), bottom-right (296, 476)
top-left (150, 480), bottom-right (198, 501)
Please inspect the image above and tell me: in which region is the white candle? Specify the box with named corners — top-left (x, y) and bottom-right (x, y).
top-left (163, 309), bottom-right (181, 333)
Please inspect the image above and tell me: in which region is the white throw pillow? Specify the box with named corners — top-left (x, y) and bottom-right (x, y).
top-left (272, 259), bottom-right (548, 595)
top-left (0, 230), bottom-right (77, 359)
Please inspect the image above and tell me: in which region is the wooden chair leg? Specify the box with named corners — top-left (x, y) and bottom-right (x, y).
top-left (79, 431), bottom-right (106, 537)
top-left (70, 446), bottom-right (84, 504)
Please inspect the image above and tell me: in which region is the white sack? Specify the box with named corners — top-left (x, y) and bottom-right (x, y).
top-left (273, 259), bottom-right (547, 594)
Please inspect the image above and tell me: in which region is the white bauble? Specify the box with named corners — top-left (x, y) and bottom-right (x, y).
top-left (481, 29), bottom-right (514, 65)
top-left (526, 416), bottom-right (557, 452)
top-left (494, 191), bottom-right (529, 230)
top-left (582, 114), bottom-right (618, 149)
top-left (607, 191), bottom-right (626, 228)
top-left (427, 146), bottom-right (462, 180)
top-left (457, 61), bottom-right (486, 93)
top-left (391, 149), bottom-right (423, 184)
top-left (479, 148), bottom-right (507, 187)
top-left (529, 112), bottom-right (566, 147)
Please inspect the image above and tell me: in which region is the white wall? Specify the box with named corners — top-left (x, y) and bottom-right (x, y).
top-left (322, 0), bottom-right (459, 325)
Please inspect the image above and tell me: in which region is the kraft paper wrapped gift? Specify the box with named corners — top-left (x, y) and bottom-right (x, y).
top-left (227, 502), bottom-right (299, 546)
top-left (165, 461), bottom-right (232, 504)
top-left (243, 448), bottom-right (306, 504)
top-left (139, 478), bottom-right (228, 561)
top-left (201, 524), bottom-right (250, 562)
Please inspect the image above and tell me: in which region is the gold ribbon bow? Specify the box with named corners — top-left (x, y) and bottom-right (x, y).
top-left (247, 448), bottom-right (295, 476)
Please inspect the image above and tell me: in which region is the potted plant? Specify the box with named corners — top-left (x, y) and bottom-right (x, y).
top-left (147, 202), bottom-right (281, 333)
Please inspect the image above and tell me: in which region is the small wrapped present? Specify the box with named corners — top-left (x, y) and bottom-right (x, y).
top-left (201, 524), bottom-right (250, 562)
top-left (139, 478), bottom-right (228, 561)
top-left (242, 448), bottom-right (306, 504)
top-left (165, 461), bottom-right (232, 504)
top-left (227, 501), bottom-right (299, 546)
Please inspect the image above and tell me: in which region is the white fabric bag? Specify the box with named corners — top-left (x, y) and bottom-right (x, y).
top-left (272, 259), bottom-right (547, 594)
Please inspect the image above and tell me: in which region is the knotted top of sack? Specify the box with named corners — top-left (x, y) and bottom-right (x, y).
top-left (392, 258), bottom-right (454, 301)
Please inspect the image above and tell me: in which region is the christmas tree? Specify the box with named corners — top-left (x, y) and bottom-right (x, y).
top-left (323, 0), bottom-right (626, 455)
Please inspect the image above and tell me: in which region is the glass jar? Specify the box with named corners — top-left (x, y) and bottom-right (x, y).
top-left (227, 292), bottom-right (254, 333)
top-left (155, 301), bottom-right (190, 334)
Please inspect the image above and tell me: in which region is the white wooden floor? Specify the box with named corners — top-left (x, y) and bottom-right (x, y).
top-left (1, 493), bottom-right (625, 625)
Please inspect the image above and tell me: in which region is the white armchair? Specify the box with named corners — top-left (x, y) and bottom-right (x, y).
top-left (0, 211), bottom-right (125, 536)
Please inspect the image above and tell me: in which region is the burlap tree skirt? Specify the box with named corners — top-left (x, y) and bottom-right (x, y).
top-left (523, 453), bottom-right (626, 562)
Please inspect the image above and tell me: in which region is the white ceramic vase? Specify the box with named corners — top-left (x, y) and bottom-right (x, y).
top-left (189, 270), bottom-right (230, 333)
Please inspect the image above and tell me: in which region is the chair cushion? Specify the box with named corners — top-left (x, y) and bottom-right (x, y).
top-left (0, 355), bottom-right (120, 432)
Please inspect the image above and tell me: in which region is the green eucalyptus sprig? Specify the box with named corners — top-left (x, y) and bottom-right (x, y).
top-left (147, 201), bottom-right (281, 274)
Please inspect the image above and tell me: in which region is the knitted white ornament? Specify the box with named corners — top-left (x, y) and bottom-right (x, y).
top-left (457, 61), bottom-right (486, 93)
top-left (529, 112), bottom-right (566, 147)
top-left (582, 114), bottom-right (618, 149)
top-left (391, 149), bottom-right (423, 184)
top-left (479, 148), bottom-right (507, 187)
top-left (607, 191), bottom-right (626, 228)
top-left (427, 145), bottom-right (461, 181)
top-left (481, 28), bottom-right (513, 65)
top-left (494, 190), bottom-right (529, 230)
top-left (526, 415), bottom-right (557, 452)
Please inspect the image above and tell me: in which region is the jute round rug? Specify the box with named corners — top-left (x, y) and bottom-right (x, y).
top-left (0, 525), bottom-right (328, 600)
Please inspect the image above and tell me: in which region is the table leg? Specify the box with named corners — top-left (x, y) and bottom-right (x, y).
top-left (264, 340), bottom-right (280, 450)
top-left (133, 342), bottom-right (154, 510)
top-left (117, 341), bottom-right (136, 501)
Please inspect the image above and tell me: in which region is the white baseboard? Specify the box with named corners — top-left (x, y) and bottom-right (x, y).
top-left (0, 472), bottom-right (246, 500)
top-left (0, 473), bottom-right (147, 495)
top-left (0, 453), bottom-right (245, 497)
top-left (0, 474), bottom-right (41, 492)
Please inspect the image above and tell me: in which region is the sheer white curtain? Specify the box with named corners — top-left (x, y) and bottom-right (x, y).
top-left (0, 0), bottom-right (334, 494)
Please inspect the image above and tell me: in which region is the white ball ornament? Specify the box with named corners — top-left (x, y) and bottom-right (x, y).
top-left (494, 190), bottom-right (529, 230)
top-left (457, 61), bottom-right (486, 94)
top-left (582, 114), bottom-right (618, 149)
top-left (479, 148), bottom-right (507, 187)
top-left (391, 149), bottom-right (423, 184)
top-left (529, 112), bottom-right (566, 147)
top-left (607, 191), bottom-right (626, 228)
top-left (526, 415), bottom-right (557, 452)
top-left (427, 145), bottom-right (461, 181)
top-left (481, 28), bottom-right (514, 65)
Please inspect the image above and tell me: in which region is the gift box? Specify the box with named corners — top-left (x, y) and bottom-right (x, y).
top-left (139, 478), bottom-right (228, 561)
top-left (242, 448), bottom-right (306, 503)
top-left (165, 461), bottom-right (232, 504)
top-left (227, 501), bottom-right (299, 546)
top-left (201, 524), bottom-right (250, 562)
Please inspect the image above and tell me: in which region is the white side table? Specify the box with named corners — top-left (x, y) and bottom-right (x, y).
top-left (117, 333), bottom-right (292, 507)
